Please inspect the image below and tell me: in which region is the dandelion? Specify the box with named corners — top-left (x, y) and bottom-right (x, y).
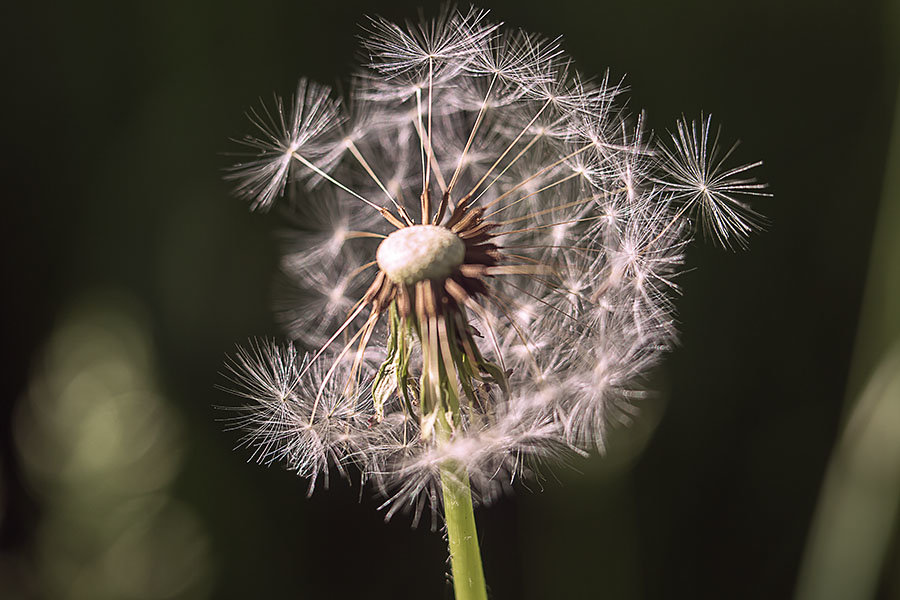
top-left (222, 7), bottom-right (767, 599)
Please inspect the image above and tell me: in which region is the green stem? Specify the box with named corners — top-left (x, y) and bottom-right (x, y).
top-left (414, 308), bottom-right (489, 599)
top-left (440, 458), bottom-right (488, 600)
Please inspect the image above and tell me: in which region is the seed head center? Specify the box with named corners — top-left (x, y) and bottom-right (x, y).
top-left (376, 225), bottom-right (465, 285)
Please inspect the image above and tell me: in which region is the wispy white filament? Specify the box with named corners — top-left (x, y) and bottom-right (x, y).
top-left (223, 6), bottom-right (768, 520)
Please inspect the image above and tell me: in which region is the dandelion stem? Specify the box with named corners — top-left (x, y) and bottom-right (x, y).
top-left (439, 444), bottom-right (488, 600)
top-left (424, 316), bottom-right (488, 600)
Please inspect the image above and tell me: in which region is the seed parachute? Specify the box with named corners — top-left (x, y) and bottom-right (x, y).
top-left (223, 6), bottom-right (768, 522)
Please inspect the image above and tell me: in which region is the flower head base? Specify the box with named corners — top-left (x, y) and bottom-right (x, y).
top-left (224, 7), bottom-right (768, 520)
top-left (377, 226), bottom-right (465, 285)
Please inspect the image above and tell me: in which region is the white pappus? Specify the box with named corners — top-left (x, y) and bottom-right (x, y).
top-left (222, 6), bottom-right (768, 522)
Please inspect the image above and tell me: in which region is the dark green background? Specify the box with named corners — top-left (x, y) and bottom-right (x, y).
top-left (3, 0), bottom-right (898, 598)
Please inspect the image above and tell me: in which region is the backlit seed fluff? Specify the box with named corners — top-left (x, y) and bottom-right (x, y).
top-left (223, 6), bottom-right (769, 521)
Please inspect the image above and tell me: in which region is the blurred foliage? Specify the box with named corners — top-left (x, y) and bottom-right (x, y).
top-left (797, 343), bottom-right (900, 600)
top-left (6, 294), bottom-right (210, 599)
top-left (797, 80), bottom-right (900, 600)
top-left (2, 0), bottom-right (898, 599)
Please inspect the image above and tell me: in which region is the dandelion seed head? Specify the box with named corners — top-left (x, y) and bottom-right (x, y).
top-left (223, 6), bottom-right (768, 518)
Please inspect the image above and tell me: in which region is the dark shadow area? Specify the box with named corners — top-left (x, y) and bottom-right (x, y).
top-left (2, 0), bottom-right (898, 598)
